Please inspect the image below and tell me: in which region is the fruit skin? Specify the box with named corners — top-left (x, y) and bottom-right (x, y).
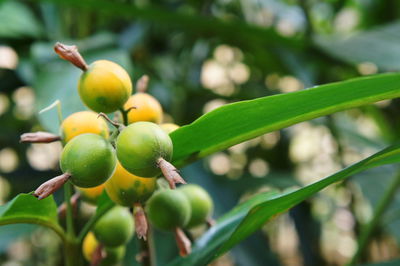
top-left (93, 206), bottom-right (134, 247)
top-left (60, 134), bottom-right (116, 188)
top-left (78, 60), bottom-right (132, 113)
top-left (77, 184), bottom-right (105, 205)
top-left (160, 123), bottom-right (180, 134)
top-left (60, 111), bottom-right (109, 143)
top-left (82, 232), bottom-right (125, 265)
top-left (124, 93), bottom-right (163, 124)
top-left (116, 122), bottom-right (173, 177)
top-left (146, 189), bottom-right (191, 231)
top-left (105, 161), bottom-right (157, 206)
top-left (179, 184), bottom-right (213, 228)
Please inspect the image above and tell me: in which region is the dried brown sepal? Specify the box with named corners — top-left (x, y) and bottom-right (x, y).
top-left (54, 42), bottom-right (88, 71)
top-left (20, 131), bottom-right (61, 143)
top-left (98, 112), bottom-right (125, 130)
top-left (135, 251), bottom-right (149, 263)
top-left (174, 227), bottom-right (191, 257)
top-left (91, 243), bottom-right (104, 266)
top-left (136, 75), bottom-right (149, 93)
top-left (58, 192), bottom-right (80, 218)
top-left (157, 158), bottom-right (186, 189)
top-left (206, 217), bottom-right (216, 228)
top-left (134, 203), bottom-right (148, 240)
top-left (34, 173), bottom-right (71, 200)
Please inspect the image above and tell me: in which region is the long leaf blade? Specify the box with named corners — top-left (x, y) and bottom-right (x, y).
top-left (169, 143), bottom-right (400, 265)
top-left (171, 73), bottom-right (400, 166)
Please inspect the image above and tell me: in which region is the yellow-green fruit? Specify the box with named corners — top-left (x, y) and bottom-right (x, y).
top-left (93, 206), bottom-right (134, 247)
top-left (124, 93), bottom-right (163, 124)
top-left (179, 184), bottom-right (213, 228)
top-left (105, 161), bottom-right (157, 206)
top-left (60, 134), bottom-right (116, 188)
top-left (160, 123), bottom-right (180, 134)
top-left (60, 111), bottom-right (109, 143)
top-left (82, 232), bottom-right (125, 265)
top-left (116, 122), bottom-right (173, 177)
top-left (77, 184), bottom-right (105, 205)
top-left (146, 189), bottom-right (191, 231)
top-left (79, 60), bottom-right (132, 113)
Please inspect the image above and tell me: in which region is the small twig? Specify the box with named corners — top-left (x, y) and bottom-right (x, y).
top-left (97, 113), bottom-right (124, 130)
top-left (20, 132), bottom-right (61, 143)
top-left (136, 75), bottom-right (149, 93)
top-left (134, 203), bottom-right (149, 240)
top-left (174, 227), bottom-right (191, 257)
top-left (157, 158), bottom-right (186, 189)
top-left (125, 106), bottom-right (137, 114)
top-left (34, 173), bottom-right (71, 200)
top-left (54, 42), bottom-right (88, 71)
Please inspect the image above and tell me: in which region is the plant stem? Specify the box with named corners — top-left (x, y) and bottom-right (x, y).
top-left (64, 237), bottom-right (82, 266)
top-left (348, 171), bottom-right (400, 265)
top-left (65, 181), bottom-right (75, 237)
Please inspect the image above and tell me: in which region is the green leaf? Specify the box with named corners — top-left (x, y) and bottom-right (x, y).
top-left (0, 193), bottom-right (65, 241)
top-left (168, 190), bottom-right (280, 266)
top-left (170, 143), bottom-right (400, 265)
top-left (171, 73), bottom-right (400, 166)
top-left (315, 21), bottom-right (400, 70)
top-left (0, 1), bottom-right (42, 38)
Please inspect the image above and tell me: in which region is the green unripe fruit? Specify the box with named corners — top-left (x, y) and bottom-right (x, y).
top-left (93, 206), bottom-right (134, 247)
top-left (102, 245), bottom-right (125, 265)
top-left (146, 189), bottom-right (191, 231)
top-left (60, 134), bottom-right (116, 188)
top-left (179, 184), bottom-right (213, 228)
top-left (116, 122), bottom-right (173, 177)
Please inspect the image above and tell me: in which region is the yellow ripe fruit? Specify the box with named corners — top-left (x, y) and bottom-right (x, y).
top-left (79, 60), bottom-right (132, 113)
top-left (124, 93), bottom-right (163, 124)
top-left (60, 111), bottom-right (109, 143)
top-left (82, 232), bottom-right (125, 264)
top-left (160, 123), bottom-right (180, 134)
top-left (82, 232), bottom-right (98, 262)
top-left (76, 184), bottom-right (105, 205)
top-left (105, 161), bottom-right (157, 206)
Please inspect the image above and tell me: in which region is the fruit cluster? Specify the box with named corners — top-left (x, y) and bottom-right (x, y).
top-left (21, 42), bottom-right (214, 264)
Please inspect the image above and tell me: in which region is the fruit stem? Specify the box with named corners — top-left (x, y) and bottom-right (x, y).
top-left (20, 131), bottom-right (61, 143)
top-left (174, 227), bottom-right (191, 257)
top-left (54, 42), bottom-right (89, 71)
top-left (34, 173), bottom-right (71, 200)
top-left (119, 108), bottom-right (129, 126)
top-left (157, 158), bottom-right (186, 189)
top-left (134, 203), bottom-right (149, 240)
top-left (64, 237), bottom-right (83, 266)
top-left (136, 75), bottom-right (149, 93)
top-left (65, 182), bottom-right (76, 238)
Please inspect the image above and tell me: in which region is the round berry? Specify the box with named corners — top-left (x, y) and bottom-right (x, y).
top-left (60, 134), bottom-right (116, 188)
top-left (146, 189), bottom-right (191, 231)
top-left (79, 60), bottom-right (132, 113)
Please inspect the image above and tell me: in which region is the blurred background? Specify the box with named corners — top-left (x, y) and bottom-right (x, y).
top-left (1, 0), bottom-right (400, 265)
